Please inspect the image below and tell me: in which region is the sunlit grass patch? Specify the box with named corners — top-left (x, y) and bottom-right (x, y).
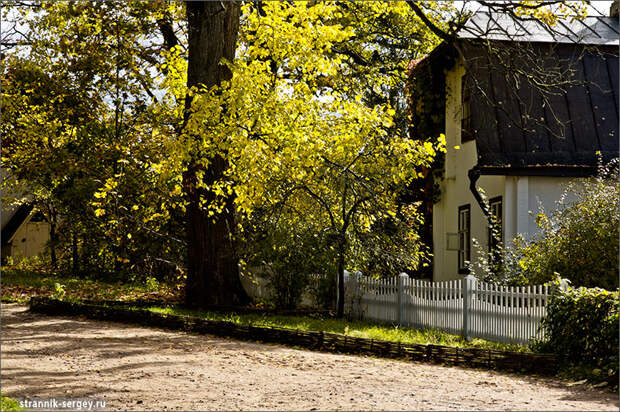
top-left (1, 395), bottom-right (23, 411)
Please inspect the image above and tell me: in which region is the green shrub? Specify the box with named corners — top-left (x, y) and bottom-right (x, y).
top-left (1, 395), bottom-right (23, 411)
top-left (307, 271), bottom-right (337, 309)
top-left (268, 266), bottom-right (311, 309)
top-left (518, 161), bottom-right (619, 289)
top-left (240, 216), bottom-right (336, 309)
top-left (536, 285), bottom-right (619, 383)
top-left (471, 160), bottom-right (619, 289)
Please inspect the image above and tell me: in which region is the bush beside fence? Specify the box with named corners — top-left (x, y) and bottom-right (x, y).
top-left (536, 286), bottom-right (619, 383)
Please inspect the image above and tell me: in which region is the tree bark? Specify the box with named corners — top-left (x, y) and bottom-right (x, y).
top-left (183, 1), bottom-right (249, 307)
top-left (71, 231), bottom-right (79, 276)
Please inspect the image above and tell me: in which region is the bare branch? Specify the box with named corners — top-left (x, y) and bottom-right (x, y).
top-left (406, 1), bottom-right (454, 43)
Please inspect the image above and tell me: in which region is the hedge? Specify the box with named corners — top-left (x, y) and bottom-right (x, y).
top-left (537, 286), bottom-right (619, 383)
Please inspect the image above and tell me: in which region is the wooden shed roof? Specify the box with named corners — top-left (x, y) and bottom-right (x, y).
top-left (1, 203), bottom-right (34, 245)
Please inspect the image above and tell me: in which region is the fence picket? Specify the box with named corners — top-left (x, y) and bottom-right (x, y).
top-left (529, 285), bottom-right (532, 339)
top-left (512, 286), bottom-right (516, 341)
top-left (485, 282), bottom-right (490, 341)
top-left (536, 284), bottom-right (540, 339)
top-left (441, 281), bottom-right (445, 329)
top-left (525, 285), bottom-right (530, 339)
top-left (520, 286), bottom-right (524, 341)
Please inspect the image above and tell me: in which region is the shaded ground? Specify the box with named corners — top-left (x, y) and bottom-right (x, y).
top-left (1, 268), bottom-right (182, 304)
top-left (1, 304), bottom-right (617, 411)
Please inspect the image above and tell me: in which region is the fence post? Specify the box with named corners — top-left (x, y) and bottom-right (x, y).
top-left (462, 274), bottom-right (476, 341)
top-left (398, 272), bottom-right (408, 325)
top-left (341, 270), bottom-right (350, 315)
top-left (354, 271), bottom-right (363, 318)
top-left (349, 270), bottom-right (358, 318)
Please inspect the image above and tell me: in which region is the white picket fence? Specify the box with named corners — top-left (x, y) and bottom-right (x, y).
top-left (344, 272), bottom-right (561, 345)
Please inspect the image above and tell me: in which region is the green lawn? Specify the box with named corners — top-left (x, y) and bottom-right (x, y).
top-left (145, 305), bottom-right (531, 352)
top-left (1, 395), bottom-right (23, 411)
top-left (1, 268), bottom-right (181, 304)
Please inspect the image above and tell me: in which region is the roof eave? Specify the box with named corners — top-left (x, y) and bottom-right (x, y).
top-left (474, 165), bottom-right (599, 177)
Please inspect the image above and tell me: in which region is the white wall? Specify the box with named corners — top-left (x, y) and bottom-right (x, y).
top-left (504, 176), bottom-right (580, 244)
top-left (8, 220), bottom-right (50, 261)
top-left (434, 61), bottom-right (504, 281)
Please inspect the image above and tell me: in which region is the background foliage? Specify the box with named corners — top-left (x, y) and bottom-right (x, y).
top-left (470, 160), bottom-right (619, 291)
top-left (2, 1), bottom-right (604, 310)
top-left (1, 2), bottom-right (185, 282)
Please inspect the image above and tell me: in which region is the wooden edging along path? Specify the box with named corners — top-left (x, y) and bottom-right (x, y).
top-left (28, 297), bottom-right (558, 375)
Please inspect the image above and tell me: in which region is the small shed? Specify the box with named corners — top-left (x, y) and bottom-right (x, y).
top-left (1, 204), bottom-right (50, 262)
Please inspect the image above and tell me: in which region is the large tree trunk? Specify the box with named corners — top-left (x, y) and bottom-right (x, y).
top-left (71, 231), bottom-right (79, 276)
top-left (183, 1), bottom-right (249, 307)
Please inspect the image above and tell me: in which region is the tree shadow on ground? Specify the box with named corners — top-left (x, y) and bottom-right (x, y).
top-left (1, 304), bottom-right (617, 410)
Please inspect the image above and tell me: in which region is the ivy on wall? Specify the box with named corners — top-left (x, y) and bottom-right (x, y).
top-left (406, 45), bottom-right (456, 204)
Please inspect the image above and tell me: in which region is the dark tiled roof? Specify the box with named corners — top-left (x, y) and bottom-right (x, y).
top-left (408, 11), bottom-right (620, 170)
top-left (468, 43), bottom-right (619, 169)
top-left (458, 12), bottom-right (619, 46)
top-left (1, 203), bottom-right (33, 245)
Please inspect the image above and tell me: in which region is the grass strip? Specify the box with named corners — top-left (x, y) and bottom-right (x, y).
top-left (144, 305), bottom-right (531, 353)
top-left (29, 297), bottom-right (557, 374)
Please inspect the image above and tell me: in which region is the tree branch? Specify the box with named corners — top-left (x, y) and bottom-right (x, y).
top-left (406, 1), bottom-right (453, 43)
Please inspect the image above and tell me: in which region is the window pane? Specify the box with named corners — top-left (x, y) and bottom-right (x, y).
top-left (458, 206), bottom-right (470, 272)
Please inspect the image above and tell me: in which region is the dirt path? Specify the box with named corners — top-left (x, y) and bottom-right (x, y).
top-left (1, 304), bottom-right (617, 411)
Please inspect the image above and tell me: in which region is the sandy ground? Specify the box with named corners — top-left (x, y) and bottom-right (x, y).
top-left (1, 304), bottom-right (617, 411)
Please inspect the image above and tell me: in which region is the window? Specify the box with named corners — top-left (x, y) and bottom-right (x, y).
top-left (488, 196), bottom-right (503, 265)
top-left (461, 74), bottom-right (474, 142)
top-left (458, 205), bottom-right (471, 274)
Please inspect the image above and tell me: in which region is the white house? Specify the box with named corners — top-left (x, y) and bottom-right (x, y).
top-left (409, 12), bottom-right (619, 282)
